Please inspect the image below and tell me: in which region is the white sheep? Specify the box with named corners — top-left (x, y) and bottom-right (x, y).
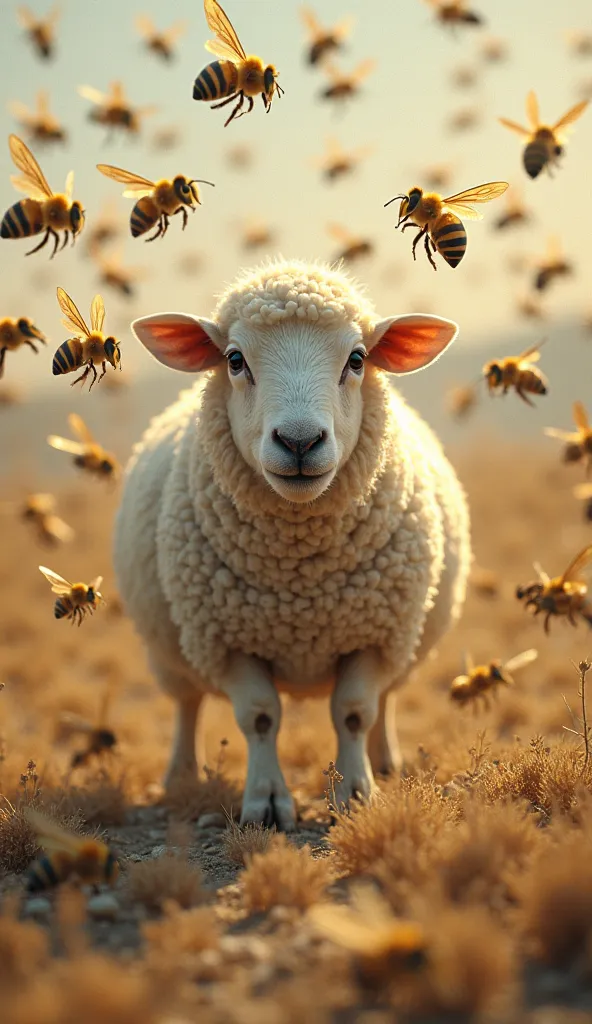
top-left (115, 258), bottom-right (470, 829)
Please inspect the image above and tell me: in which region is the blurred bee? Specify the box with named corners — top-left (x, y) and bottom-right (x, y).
top-left (447, 107), bottom-right (480, 133)
top-left (425, 0), bottom-right (484, 29)
top-left (1, 135), bottom-right (84, 258)
top-left (84, 201), bottom-right (122, 255)
top-left (450, 65), bottom-right (478, 89)
top-left (516, 545), bottom-right (592, 633)
top-left (446, 383), bottom-right (478, 420)
top-left (450, 649), bottom-right (538, 707)
top-left (58, 685), bottom-right (117, 770)
top-left (193, 0), bottom-right (284, 127)
top-left (25, 807), bottom-right (118, 891)
top-left (97, 164), bottom-right (214, 242)
top-left (328, 223), bottom-right (374, 263)
top-left (17, 5), bottom-right (60, 59)
top-left (573, 483), bottom-right (592, 522)
top-left (134, 15), bottom-right (187, 61)
top-left (479, 36), bottom-right (508, 62)
top-left (151, 126), bottom-right (182, 152)
top-left (493, 189), bottom-right (530, 231)
top-left (499, 90), bottom-right (589, 179)
top-left (515, 293), bottom-right (545, 321)
top-left (469, 565), bottom-right (500, 598)
top-left (52, 288), bottom-right (121, 390)
top-left (313, 137), bottom-right (372, 183)
top-left (39, 565), bottom-right (104, 625)
top-left (545, 401), bottom-right (592, 474)
top-left (421, 163), bottom-right (454, 190)
top-left (565, 31), bottom-right (592, 58)
top-left (310, 885), bottom-right (427, 990)
top-left (78, 80), bottom-right (157, 138)
top-left (225, 143), bottom-right (253, 170)
top-left (240, 219), bottom-right (275, 250)
top-left (300, 8), bottom-right (355, 65)
top-left (0, 383), bottom-right (23, 407)
top-left (483, 342), bottom-right (548, 406)
top-left (177, 250), bottom-right (204, 277)
top-left (319, 59), bottom-right (376, 105)
top-left (385, 181), bottom-right (508, 271)
top-left (48, 413), bottom-right (120, 481)
top-left (92, 246), bottom-right (146, 298)
top-left (8, 90), bottom-right (66, 146)
top-left (0, 316), bottom-right (46, 378)
top-left (532, 236), bottom-right (572, 292)
top-left (0, 493), bottom-right (73, 546)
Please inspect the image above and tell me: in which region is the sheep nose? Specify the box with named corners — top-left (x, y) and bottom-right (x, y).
top-left (272, 429), bottom-right (327, 459)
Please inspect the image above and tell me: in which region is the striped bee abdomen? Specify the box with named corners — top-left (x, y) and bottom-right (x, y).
top-left (523, 141), bottom-right (547, 179)
top-left (130, 196), bottom-right (158, 237)
top-left (432, 215), bottom-right (467, 268)
top-left (27, 855), bottom-right (61, 892)
top-left (52, 339), bottom-right (82, 376)
top-left (193, 60), bottom-right (238, 101)
top-left (54, 596), bottom-right (72, 618)
top-left (1, 200), bottom-right (43, 239)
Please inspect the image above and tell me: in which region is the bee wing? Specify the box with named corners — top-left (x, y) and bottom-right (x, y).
top-left (90, 294), bottom-right (105, 334)
top-left (8, 100), bottom-right (33, 122)
top-left (46, 516), bottom-right (75, 544)
top-left (352, 58), bottom-right (376, 83)
top-left (574, 401), bottom-right (590, 431)
top-left (137, 105), bottom-right (158, 119)
top-left (37, 90), bottom-right (49, 117)
top-left (47, 434), bottom-right (87, 456)
top-left (325, 136), bottom-right (344, 160)
top-left (9, 174), bottom-right (48, 201)
top-left (504, 649), bottom-right (538, 673)
top-left (327, 222), bottom-right (351, 242)
top-left (544, 427), bottom-right (580, 441)
top-left (574, 483), bottom-right (592, 499)
top-left (109, 81), bottom-right (126, 104)
top-left (57, 288), bottom-right (91, 339)
top-left (78, 85), bottom-right (107, 105)
top-left (8, 135), bottom-right (53, 199)
top-left (498, 116), bottom-right (530, 137)
top-left (561, 544), bottom-right (592, 583)
top-left (553, 99), bottom-right (589, 132)
top-left (24, 807), bottom-right (87, 855)
top-left (464, 651), bottom-right (475, 673)
top-left (300, 6), bottom-right (322, 36)
top-left (308, 903), bottom-right (385, 952)
top-left (90, 576), bottom-right (104, 592)
top-left (39, 565), bottom-right (73, 594)
top-left (533, 561), bottom-right (550, 584)
top-left (445, 182), bottom-right (509, 206)
top-left (443, 202), bottom-right (483, 221)
top-left (526, 90), bottom-right (540, 129)
top-left (96, 164), bottom-right (155, 193)
top-left (134, 14), bottom-right (156, 39)
top-left (517, 341), bottom-right (545, 363)
top-left (163, 19), bottom-right (188, 43)
top-left (203, 0), bottom-right (247, 61)
top-left (64, 170), bottom-right (74, 203)
top-left (333, 15), bottom-right (355, 41)
top-left (68, 412), bottom-right (95, 444)
top-left (321, 59), bottom-right (343, 84)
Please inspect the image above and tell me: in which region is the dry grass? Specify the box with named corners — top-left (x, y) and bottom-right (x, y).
top-left (521, 835), bottom-right (592, 967)
top-left (241, 835), bottom-right (333, 912)
top-left (221, 817), bottom-right (275, 865)
top-left (126, 851), bottom-right (204, 912)
top-left (164, 769), bottom-right (242, 822)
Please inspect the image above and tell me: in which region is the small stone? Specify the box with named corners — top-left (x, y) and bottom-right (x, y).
top-left (197, 812), bottom-right (226, 830)
top-left (25, 897), bottom-right (51, 919)
top-left (128, 853), bottom-right (142, 863)
top-left (87, 893), bottom-right (119, 921)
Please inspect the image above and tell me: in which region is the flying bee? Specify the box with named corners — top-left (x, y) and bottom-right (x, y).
top-left (134, 15), bottom-right (187, 61)
top-left (48, 413), bottom-right (120, 481)
top-left (8, 90), bottom-right (66, 146)
top-left (480, 36), bottom-right (508, 62)
top-left (545, 401), bottom-right (592, 474)
top-left (385, 181), bottom-right (508, 271)
top-left (78, 80), bottom-right (157, 138)
top-left (319, 59), bottom-right (376, 105)
top-left (572, 483), bottom-right (592, 523)
top-left (225, 143), bottom-right (253, 171)
top-left (150, 126), bottom-right (182, 152)
top-left (450, 649), bottom-right (538, 707)
top-left (193, 0), bottom-right (284, 127)
top-left (84, 201), bottom-right (122, 255)
top-left (493, 189), bottom-right (530, 231)
top-left (532, 236), bottom-right (572, 292)
top-left (499, 90), bottom-right (589, 179)
top-left (39, 565), bottom-right (104, 625)
top-left (421, 163), bottom-right (454, 190)
top-left (92, 246), bottom-right (146, 298)
top-left (516, 545), bottom-right (592, 634)
top-left (482, 342), bottom-right (548, 407)
top-left (447, 107), bottom-right (481, 133)
top-left (97, 164), bottom-right (215, 242)
top-left (17, 4), bottom-right (60, 59)
top-left (52, 288), bottom-right (121, 390)
top-left (1, 135), bottom-right (84, 258)
top-left (300, 8), bottom-right (355, 65)
top-left (0, 493), bottom-right (74, 546)
top-left (0, 316), bottom-right (46, 378)
top-left (240, 218), bottom-right (275, 250)
top-left (424, 0), bottom-right (484, 29)
top-left (58, 684), bottom-right (117, 770)
top-left (25, 807), bottom-right (118, 891)
top-left (328, 223), bottom-right (374, 263)
top-left (446, 383), bottom-right (478, 420)
top-left (313, 137), bottom-right (373, 183)
top-left (450, 65), bottom-right (479, 89)
top-left (565, 31), bottom-right (592, 58)
top-left (516, 293), bottom-right (545, 321)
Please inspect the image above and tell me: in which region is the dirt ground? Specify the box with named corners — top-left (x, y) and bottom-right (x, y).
top-left (2, 427), bottom-right (592, 1023)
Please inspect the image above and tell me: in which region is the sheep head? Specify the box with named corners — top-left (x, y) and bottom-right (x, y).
top-left (132, 261), bottom-right (458, 505)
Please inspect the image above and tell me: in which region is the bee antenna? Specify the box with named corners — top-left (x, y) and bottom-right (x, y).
top-left (384, 195), bottom-right (406, 208)
top-left (190, 179), bottom-right (216, 188)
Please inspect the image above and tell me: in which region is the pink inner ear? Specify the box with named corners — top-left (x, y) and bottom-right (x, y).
top-left (369, 315), bottom-right (457, 374)
top-left (137, 319), bottom-right (222, 372)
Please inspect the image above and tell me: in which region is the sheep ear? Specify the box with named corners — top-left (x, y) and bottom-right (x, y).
top-left (367, 315), bottom-right (459, 375)
top-left (131, 313), bottom-right (224, 372)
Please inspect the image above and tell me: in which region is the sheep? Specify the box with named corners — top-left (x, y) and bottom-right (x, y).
top-left (114, 258), bottom-right (470, 829)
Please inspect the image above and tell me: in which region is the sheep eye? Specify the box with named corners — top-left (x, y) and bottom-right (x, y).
top-left (227, 350), bottom-right (245, 375)
top-left (348, 351), bottom-right (365, 373)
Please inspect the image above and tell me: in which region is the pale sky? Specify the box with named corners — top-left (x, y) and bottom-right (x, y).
top-left (0, 0), bottom-right (591, 392)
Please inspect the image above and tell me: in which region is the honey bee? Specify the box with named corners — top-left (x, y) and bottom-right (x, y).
top-left (480, 36), bottom-right (508, 62)
top-left (225, 143), bottom-right (253, 171)
top-left (85, 202), bottom-right (122, 255)
top-left (0, 316), bottom-right (46, 378)
top-left (299, 8), bottom-right (355, 66)
top-left (52, 288), bottom-right (121, 390)
top-left (39, 565), bottom-right (104, 625)
top-left (25, 807), bottom-right (118, 891)
top-left (447, 107), bottom-right (481, 133)
top-left (450, 65), bottom-right (478, 89)
top-left (425, 0), bottom-right (484, 29)
top-left (97, 164), bottom-right (214, 242)
top-left (421, 163), bottom-right (454, 190)
top-left (48, 413), bottom-right (120, 481)
top-left (545, 401), bottom-right (592, 474)
top-left (469, 565), bottom-right (500, 598)
top-left (1, 135), bottom-right (84, 258)
top-left (313, 137), bottom-right (372, 183)
top-left (134, 15), bottom-right (187, 61)
top-left (516, 293), bottom-right (545, 321)
top-left (450, 649), bottom-right (538, 707)
top-left (58, 685), bottom-right (117, 770)
top-left (565, 31), bottom-right (592, 58)
top-left (499, 91), bottom-right (589, 179)
top-left (150, 126), bottom-right (182, 152)
top-left (310, 885), bottom-right (427, 990)
top-left (17, 5), bottom-right (60, 59)
top-left (78, 80), bottom-right (157, 138)
top-left (0, 493), bottom-right (74, 546)
top-left (493, 189), bottom-right (530, 231)
top-left (385, 181), bottom-right (508, 271)
top-left (8, 90), bottom-right (66, 146)
top-left (532, 236), bottom-right (572, 293)
top-left (240, 219), bottom-right (275, 250)
top-left (572, 483), bottom-right (592, 522)
top-left (193, 0), bottom-right (284, 127)
top-left (482, 342), bottom-right (548, 406)
top-left (516, 545), bottom-right (592, 634)
top-left (328, 223), bottom-right (374, 263)
top-left (446, 383), bottom-right (478, 419)
top-left (92, 246), bottom-right (146, 299)
top-left (319, 59), bottom-right (376, 105)
top-left (0, 383), bottom-right (23, 407)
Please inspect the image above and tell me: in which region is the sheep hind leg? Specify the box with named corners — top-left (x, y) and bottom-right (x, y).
top-left (219, 653), bottom-right (296, 831)
top-left (331, 649), bottom-right (389, 807)
top-left (163, 694), bottom-right (204, 791)
top-left (367, 688), bottom-right (403, 776)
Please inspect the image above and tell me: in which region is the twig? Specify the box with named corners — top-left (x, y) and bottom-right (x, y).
top-left (564, 658), bottom-right (592, 772)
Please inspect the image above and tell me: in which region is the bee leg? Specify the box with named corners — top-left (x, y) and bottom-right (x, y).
top-left (424, 233), bottom-right (438, 271)
top-left (516, 388), bottom-right (535, 407)
top-left (96, 361), bottom-right (107, 385)
top-left (71, 364), bottom-right (91, 388)
top-left (87, 362), bottom-right (98, 391)
top-left (49, 229), bottom-right (60, 259)
top-left (161, 214), bottom-right (170, 238)
top-left (544, 613), bottom-right (551, 635)
top-left (0, 348), bottom-right (5, 377)
top-left (25, 229), bottom-right (51, 256)
top-left (144, 219), bottom-right (164, 243)
top-left (24, 340), bottom-right (38, 353)
top-left (179, 208), bottom-right (189, 230)
top-left (60, 231), bottom-right (69, 252)
top-left (224, 92), bottom-right (245, 127)
top-left (410, 226), bottom-right (426, 262)
top-left (400, 222), bottom-right (417, 232)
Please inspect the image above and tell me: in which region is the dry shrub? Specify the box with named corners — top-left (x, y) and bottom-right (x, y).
top-left (475, 736), bottom-right (592, 818)
top-left (241, 835), bottom-right (333, 912)
top-left (521, 834), bottom-right (592, 967)
top-left (126, 851), bottom-right (203, 911)
top-left (221, 818), bottom-right (275, 865)
top-left (0, 895), bottom-right (49, 988)
top-left (143, 898), bottom-right (220, 958)
top-left (0, 789), bottom-right (85, 875)
top-left (45, 774), bottom-right (127, 827)
top-left (164, 769), bottom-right (241, 822)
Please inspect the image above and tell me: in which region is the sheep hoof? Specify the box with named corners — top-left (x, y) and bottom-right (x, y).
top-left (240, 791), bottom-right (297, 832)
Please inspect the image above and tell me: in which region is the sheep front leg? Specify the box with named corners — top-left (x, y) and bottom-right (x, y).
top-left (164, 695), bottom-right (203, 789)
top-left (367, 688), bottom-right (403, 776)
top-left (220, 653), bottom-right (296, 831)
top-left (331, 650), bottom-right (388, 807)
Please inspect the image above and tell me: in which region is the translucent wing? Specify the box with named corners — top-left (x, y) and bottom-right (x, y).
top-left (96, 164), bottom-right (155, 191)
top-left (68, 413), bottom-right (94, 444)
top-left (300, 6), bottom-right (322, 36)
top-left (553, 99), bottom-right (589, 132)
top-left (135, 14), bottom-right (156, 38)
top-left (8, 100), bottom-right (34, 123)
top-left (498, 117), bottom-right (530, 137)
top-left (109, 81), bottom-right (126, 104)
top-left (47, 434), bottom-right (87, 456)
top-left (326, 136), bottom-right (344, 159)
top-left (352, 58), bottom-right (376, 83)
top-left (39, 565), bottom-right (73, 594)
top-left (90, 294), bottom-right (105, 333)
top-left (64, 170), bottom-right (74, 203)
top-left (544, 427), bottom-right (580, 441)
top-left (533, 561), bottom-right (550, 585)
top-left (333, 16), bottom-right (355, 41)
top-left (574, 400), bottom-right (590, 431)
top-left (561, 544), bottom-right (592, 583)
top-left (517, 341), bottom-right (545, 363)
top-left (443, 202), bottom-right (483, 221)
top-left (574, 483), bottom-right (592, 499)
top-left (9, 174), bottom-right (48, 201)
top-left (24, 807), bottom-right (87, 855)
top-left (17, 6), bottom-right (36, 29)
top-left (504, 649), bottom-right (538, 673)
top-left (203, 0), bottom-right (246, 61)
top-left (309, 903), bottom-right (386, 952)
top-left (137, 105), bottom-right (159, 119)
top-left (327, 222), bottom-right (351, 242)
top-left (444, 182), bottom-right (509, 206)
top-left (321, 59), bottom-right (343, 84)
top-left (464, 651), bottom-right (475, 673)
top-left (78, 85), bottom-right (107, 105)
top-left (526, 90), bottom-right (540, 129)
top-left (8, 135), bottom-right (53, 199)
top-left (37, 90), bottom-right (49, 117)
top-left (56, 287), bottom-right (91, 339)
top-left (89, 576), bottom-right (104, 592)
top-left (46, 516), bottom-right (75, 544)
top-left (163, 19), bottom-right (188, 43)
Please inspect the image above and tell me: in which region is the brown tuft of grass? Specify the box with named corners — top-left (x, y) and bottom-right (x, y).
top-left (0, 764), bottom-right (86, 875)
top-left (221, 816), bottom-right (275, 865)
top-left (126, 850), bottom-right (203, 911)
top-left (142, 898), bottom-right (220, 958)
top-left (475, 736), bottom-right (592, 818)
top-left (521, 835), bottom-right (592, 967)
top-left (241, 834), bottom-right (333, 912)
top-left (45, 773), bottom-right (128, 827)
top-left (0, 895), bottom-right (49, 988)
top-left (164, 769), bottom-right (241, 822)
